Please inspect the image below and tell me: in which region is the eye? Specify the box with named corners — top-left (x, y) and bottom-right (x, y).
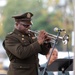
top-left (22, 24), bottom-right (31, 28)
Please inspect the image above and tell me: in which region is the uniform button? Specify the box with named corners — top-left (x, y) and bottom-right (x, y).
top-left (22, 35), bottom-right (24, 37)
top-left (32, 37), bottom-right (36, 39)
top-left (22, 38), bottom-right (24, 40)
top-left (20, 66), bottom-right (22, 68)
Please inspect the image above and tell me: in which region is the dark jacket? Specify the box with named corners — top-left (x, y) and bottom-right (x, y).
top-left (3, 29), bottom-right (51, 75)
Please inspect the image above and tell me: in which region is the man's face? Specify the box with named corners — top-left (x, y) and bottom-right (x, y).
top-left (16, 21), bottom-right (32, 34)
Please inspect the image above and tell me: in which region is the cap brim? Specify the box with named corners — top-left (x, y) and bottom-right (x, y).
top-left (20, 21), bottom-right (32, 25)
top-left (12, 12), bottom-right (33, 19)
top-left (12, 15), bottom-right (24, 19)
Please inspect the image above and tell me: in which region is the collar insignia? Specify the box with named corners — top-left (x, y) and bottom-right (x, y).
top-left (32, 37), bottom-right (36, 39)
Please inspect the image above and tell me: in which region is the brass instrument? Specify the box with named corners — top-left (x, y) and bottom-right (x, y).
top-left (28, 29), bottom-right (69, 44)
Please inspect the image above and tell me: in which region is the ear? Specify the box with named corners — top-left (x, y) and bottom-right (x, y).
top-left (15, 22), bottom-right (19, 26)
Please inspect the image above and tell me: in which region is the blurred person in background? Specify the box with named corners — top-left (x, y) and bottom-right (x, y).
top-left (2, 12), bottom-right (51, 75)
top-left (40, 48), bottom-right (70, 75)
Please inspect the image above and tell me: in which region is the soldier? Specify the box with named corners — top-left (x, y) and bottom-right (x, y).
top-left (3, 12), bottom-right (51, 75)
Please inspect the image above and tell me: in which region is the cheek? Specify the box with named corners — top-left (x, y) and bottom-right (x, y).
top-left (50, 56), bottom-right (54, 60)
top-left (19, 25), bottom-right (25, 30)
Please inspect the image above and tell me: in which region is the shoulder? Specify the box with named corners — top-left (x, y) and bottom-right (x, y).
top-left (6, 31), bottom-right (14, 37)
top-left (5, 31), bottom-right (18, 40)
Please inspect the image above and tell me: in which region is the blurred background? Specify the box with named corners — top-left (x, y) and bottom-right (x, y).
top-left (0, 0), bottom-right (74, 75)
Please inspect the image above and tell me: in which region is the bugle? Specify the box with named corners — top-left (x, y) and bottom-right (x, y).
top-left (28, 29), bottom-right (69, 44)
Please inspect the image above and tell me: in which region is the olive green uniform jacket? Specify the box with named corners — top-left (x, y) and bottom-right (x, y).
top-left (3, 29), bottom-right (51, 75)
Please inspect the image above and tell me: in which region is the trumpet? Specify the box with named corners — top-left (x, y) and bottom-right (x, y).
top-left (28, 29), bottom-right (69, 44)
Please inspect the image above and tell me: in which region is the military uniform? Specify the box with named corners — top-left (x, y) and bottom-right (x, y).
top-left (3, 12), bottom-right (51, 75)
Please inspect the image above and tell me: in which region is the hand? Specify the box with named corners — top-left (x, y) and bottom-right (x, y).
top-left (44, 35), bottom-right (51, 42)
top-left (37, 30), bottom-right (48, 44)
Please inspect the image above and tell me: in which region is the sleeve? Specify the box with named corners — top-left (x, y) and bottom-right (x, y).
top-left (39, 42), bottom-right (52, 55)
top-left (3, 35), bottom-right (42, 59)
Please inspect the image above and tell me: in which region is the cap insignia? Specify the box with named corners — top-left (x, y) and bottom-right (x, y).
top-left (32, 37), bottom-right (36, 39)
top-left (27, 13), bottom-right (31, 18)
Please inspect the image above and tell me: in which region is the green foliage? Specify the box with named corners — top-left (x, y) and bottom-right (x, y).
top-left (2, 0), bottom-right (42, 36)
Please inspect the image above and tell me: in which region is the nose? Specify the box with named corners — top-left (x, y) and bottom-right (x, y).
top-left (27, 25), bottom-right (31, 29)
